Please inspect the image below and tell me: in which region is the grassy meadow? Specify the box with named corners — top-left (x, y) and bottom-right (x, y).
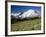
top-left (11, 17), bottom-right (41, 32)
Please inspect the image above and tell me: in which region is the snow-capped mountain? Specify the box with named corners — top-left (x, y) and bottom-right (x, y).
top-left (11, 9), bottom-right (40, 19)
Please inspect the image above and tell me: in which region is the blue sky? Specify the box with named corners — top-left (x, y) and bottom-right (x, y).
top-left (11, 5), bottom-right (41, 13)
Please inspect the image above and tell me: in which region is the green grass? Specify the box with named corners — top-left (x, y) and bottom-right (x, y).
top-left (11, 18), bottom-right (41, 32)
